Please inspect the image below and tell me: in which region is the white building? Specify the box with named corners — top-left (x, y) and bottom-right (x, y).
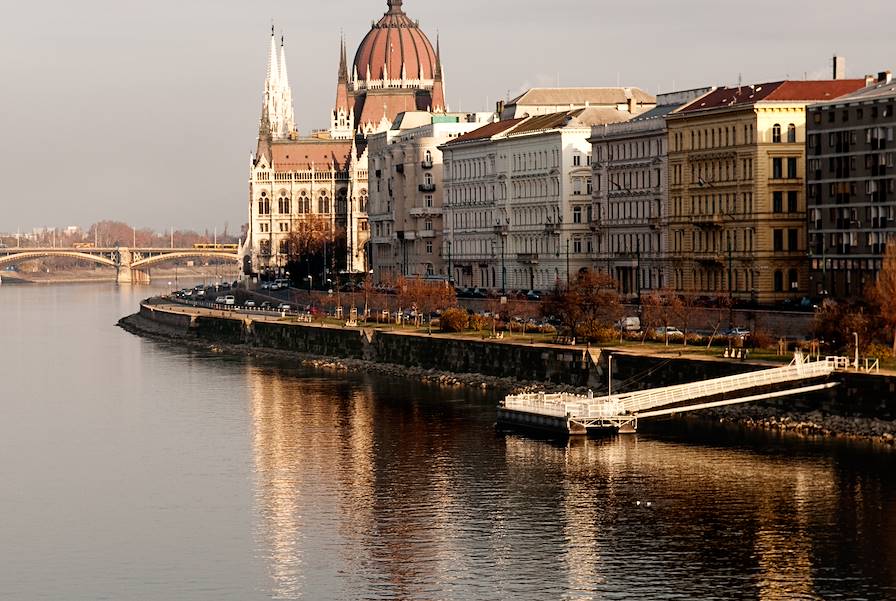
top-left (590, 88), bottom-right (713, 298)
top-left (441, 102), bottom-right (654, 292)
top-left (367, 111), bottom-right (494, 282)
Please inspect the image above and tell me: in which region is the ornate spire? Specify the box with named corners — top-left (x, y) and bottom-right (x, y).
top-left (337, 33), bottom-right (348, 84)
top-left (434, 33), bottom-right (443, 80)
top-left (259, 26), bottom-right (296, 142)
top-left (387, 0), bottom-right (404, 15)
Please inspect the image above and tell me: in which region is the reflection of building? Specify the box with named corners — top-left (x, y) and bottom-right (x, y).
top-left (242, 1), bottom-right (447, 278)
top-left (367, 111), bottom-right (493, 282)
top-left (590, 89), bottom-right (713, 299)
top-left (666, 78), bottom-right (865, 303)
top-left (441, 91), bottom-right (654, 291)
top-left (806, 71), bottom-right (896, 299)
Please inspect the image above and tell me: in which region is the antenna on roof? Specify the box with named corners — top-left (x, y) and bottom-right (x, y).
top-left (737, 73), bottom-right (742, 94)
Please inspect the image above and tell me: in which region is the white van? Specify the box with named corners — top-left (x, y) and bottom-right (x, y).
top-left (224, 295), bottom-right (235, 306)
top-left (618, 316), bottom-right (641, 332)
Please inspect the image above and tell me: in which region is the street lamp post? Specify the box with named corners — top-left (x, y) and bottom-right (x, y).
top-left (566, 238), bottom-right (570, 285)
top-left (447, 240), bottom-right (453, 284)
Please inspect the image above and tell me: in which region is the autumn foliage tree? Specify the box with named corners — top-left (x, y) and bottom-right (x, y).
top-left (541, 269), bottom-right (621, 341)
top-left (874, 241), bottom-right (896, 352)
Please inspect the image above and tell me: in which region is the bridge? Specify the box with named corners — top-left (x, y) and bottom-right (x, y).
top-left (0, 246), bottom-right (240, 284)
top-left (498, 353), bottom-right (850, 435)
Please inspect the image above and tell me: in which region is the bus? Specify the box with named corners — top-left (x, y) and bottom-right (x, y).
top-left (192, 243), bottom-right (239, 251)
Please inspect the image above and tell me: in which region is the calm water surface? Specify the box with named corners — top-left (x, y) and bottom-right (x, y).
top-left (0, 283), bottom-right (894, 600)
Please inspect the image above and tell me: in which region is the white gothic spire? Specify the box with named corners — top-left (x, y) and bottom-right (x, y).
top-left (260, 26), bottom-right (296, 141)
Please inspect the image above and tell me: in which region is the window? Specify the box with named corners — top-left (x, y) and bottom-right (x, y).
top-left (788, 228), bottom-right (798, 251)
top-left (573, 238), bottom-right (582, 253)
top-left (773, 229), bottom-right (784, 252)
top-left (573, 154), bottom-right (581, 166)
top-left (772, 191), bottom-right (783, 213)
top-left (318, 192), bottom-right (330, 214)
top-left (772, 124), bottom-right (782, 143)
top-left (772, 158), bottom-right (783, 179)
top-left (774, 270), bottom-right (784, 292)
top-left (573, 206), bottom-right (582, 224)
top-left (787, 124), bottom-right (796, 143)
top-left (424, 220), bottom-right (433, 231)
top-left (789, 269), bottom-right (799, 291)
top-left (787, 191), bottom-right (798, 212)
top-left (425, 194), bottom-right (433, 208)
top-left (426, 241), bottom-right (433, 254)
top-left (787, 157), bottom-right (797, 178)
top-left (278, 196), bottom-right (290, 214)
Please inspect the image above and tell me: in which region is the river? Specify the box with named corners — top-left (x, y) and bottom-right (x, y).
top-left (1, 282), bottom-right (894, 600)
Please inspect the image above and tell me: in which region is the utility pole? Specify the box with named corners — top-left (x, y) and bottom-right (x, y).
top-left (728, 235), bottom-right (734, 327)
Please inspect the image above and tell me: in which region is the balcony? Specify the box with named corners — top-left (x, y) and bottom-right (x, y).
top-left (493, 224), bottom-right (509, 236)
top-left (419, 183), bottom-right (436, 192)
top-left (517, 253), bottom-right (539, 265)
top-left (544, 222), bottom-right (559, 235)
top-left (421, 159), bottom-right (433, 169)
top-left (418, 230), bottom-right (436, 239)
top-left (696, 254), bottom-right (725, 266)
top-left (408, 207), bottom-right (442, 217)
top-left (648, 216), bottom-right (661, 230)
top-left (588, 219), bottom-right (603, 232)
top-left (691, 214), bottom-right (723, 228)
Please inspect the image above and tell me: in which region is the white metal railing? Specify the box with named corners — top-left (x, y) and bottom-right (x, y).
top-left (614, 359), bottom-right (837, 414)
top-left (502, 357), bottom-right (843, 420)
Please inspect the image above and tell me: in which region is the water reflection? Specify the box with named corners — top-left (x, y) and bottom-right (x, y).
top-left (248, 361), bottom-right (895, 600)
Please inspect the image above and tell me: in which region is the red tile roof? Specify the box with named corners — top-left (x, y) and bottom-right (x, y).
top-left (271, 140), bottom-right (353, 171)
top-left (679, 80), bottom-right (866, 112)
top-left (355, 90), bottom-right (432, 128)
top-left (445, 119), bottom-right (525, 145)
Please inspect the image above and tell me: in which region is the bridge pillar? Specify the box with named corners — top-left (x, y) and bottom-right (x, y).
top-left (116, 267), bottom-right (150, 284)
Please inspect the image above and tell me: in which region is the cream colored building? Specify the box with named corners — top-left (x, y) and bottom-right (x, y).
top-left (665, 80), bottom-right (865, 304)
top-left (367, 112), bottom-right (493, 282)
top-left (441, 99), bottom-right (654, 292)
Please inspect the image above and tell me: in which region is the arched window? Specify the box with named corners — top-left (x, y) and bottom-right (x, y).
top-left (278, 191), bottom-right (290, 215)
top-left (772, 124), bottom-right (782, 143)
top-left (297, 191), bottom-right (309, 214)
top-left (788, 268), bottom-right (798, 291)
top-left (359, 189), bottom-right (368, 213)
top-left (787, 123), bottom-right (797, 143)
top-left (424, 172), bottom-right (433, 186)
top-left (258, 191), bottom-right (270, 215)
top-left (318, 191), bottom-right (330, 214)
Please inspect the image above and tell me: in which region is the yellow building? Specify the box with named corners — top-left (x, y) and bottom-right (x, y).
top-left (666, 80), bottom-right (864, 304)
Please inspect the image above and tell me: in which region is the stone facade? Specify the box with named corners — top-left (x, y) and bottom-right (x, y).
top-left (590, 89), bottom-right (712, 299)
top-left (666, 80), bottom-right (865, 304)
top-left (367, 113), bottom-right (492, 282)
top-left (806, 72), bottom-right (896, 299)
top-left (440, 100), bottom-right (654, 292)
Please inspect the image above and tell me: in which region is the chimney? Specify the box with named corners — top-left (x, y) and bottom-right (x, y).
top-left (878, 70), bottom-right (893, 84)
top-left (832, 55), bottom-right (846, 80)
top-left (865, 74), bottom-right (876, 86)
top-left (627, 96), bottom-right (637, 114)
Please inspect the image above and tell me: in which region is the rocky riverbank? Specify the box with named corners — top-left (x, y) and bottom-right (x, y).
top-left (118, 312), bottom-right (896, 447)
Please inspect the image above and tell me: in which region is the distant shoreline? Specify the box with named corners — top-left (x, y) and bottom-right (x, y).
top-left (1, 266), bottom-right (235, 286)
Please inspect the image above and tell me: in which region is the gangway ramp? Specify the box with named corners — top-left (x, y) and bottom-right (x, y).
top-left (498, 355), bottom-right (844, 436)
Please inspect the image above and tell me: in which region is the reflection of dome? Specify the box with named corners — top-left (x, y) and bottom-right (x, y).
top-left (353, 0), bottom-right (437, 82)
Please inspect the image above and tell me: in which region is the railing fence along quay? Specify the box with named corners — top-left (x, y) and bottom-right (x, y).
top-left (500, 354), bottom-right (851, 435)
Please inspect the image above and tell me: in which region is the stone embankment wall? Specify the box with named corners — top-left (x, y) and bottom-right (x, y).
top-left (135, 303), bottom-right (895, 422)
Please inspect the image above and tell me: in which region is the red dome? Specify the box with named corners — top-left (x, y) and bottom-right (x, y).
top-left (353, 0), bottom-right (437, 82)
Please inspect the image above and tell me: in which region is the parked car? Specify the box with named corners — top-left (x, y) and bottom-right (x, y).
top-left (260, 301), bottom-right (272, 309)
top-left (244, 300), bottom-right (256, 307)
top-left (655, 326), bottom-right (684, 338)
top-left (526, 290), bottom-right (541, 301)
top-left (224, 295), bottom-right (235, 306)
top-left (724, 327), bottom-right (750, 337)
top-left (260, 282), bottom-right (271, 290)
top-left (215, 296), bottom-right (226, 304)
top-left (277, 303), bottom-right (292, 311)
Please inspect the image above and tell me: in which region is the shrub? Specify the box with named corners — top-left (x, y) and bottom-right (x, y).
top-left (469, 314), bottom-right (488, 332)
top-left (439, 307), bottom-right (468, 332)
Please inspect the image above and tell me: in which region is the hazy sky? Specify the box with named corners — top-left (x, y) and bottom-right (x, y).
top-left (1, 0), bottom-right (893, 233)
